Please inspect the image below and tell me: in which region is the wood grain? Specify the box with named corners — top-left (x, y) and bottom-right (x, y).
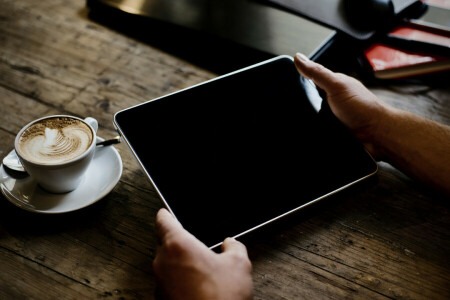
top-left (0, 0), bottom-right (449, 299)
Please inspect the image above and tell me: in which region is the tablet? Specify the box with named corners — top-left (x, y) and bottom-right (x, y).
top-left (114, 55), bottom-right (377, 249)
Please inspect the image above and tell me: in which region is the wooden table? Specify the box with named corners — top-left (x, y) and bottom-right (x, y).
top-left (0, 0), bottom-right (449, 299)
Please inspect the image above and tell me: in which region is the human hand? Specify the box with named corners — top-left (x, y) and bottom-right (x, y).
top-left (153, 208), bottom-right (253, 300)
top-left (295, 53), bottom-right (450, 195)
top-left (294, 53), bottom-right (390, 158)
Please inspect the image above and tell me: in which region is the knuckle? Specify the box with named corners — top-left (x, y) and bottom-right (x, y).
top-left (310, 63), bottom-right (325, 76)
top-left (333, 73), bottom-right (350, 86)
top-left (334, 72), bottom-right (347, 81)
top-left (336, 73), bottom-right (358, 86)
top-left (330, 73), bottom-right (360, 93)
top-left (162, 236), bottom-right (185, 257)
top-left (230, 252), bottom-right (252, 271)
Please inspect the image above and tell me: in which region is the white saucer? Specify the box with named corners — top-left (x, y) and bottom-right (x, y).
top-left (0, 137), bottom-right (122, 214)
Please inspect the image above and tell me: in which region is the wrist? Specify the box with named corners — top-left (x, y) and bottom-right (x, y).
top-left (355, 100), bottom-right (395, 161)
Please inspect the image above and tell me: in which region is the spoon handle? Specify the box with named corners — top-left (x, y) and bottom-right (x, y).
top-left (96, 136), bottom-right (121, 147)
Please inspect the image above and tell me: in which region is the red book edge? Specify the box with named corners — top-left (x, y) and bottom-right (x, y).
top-left (363, 43), bottom-right (450, 79)
top-left (389, 25), bottom-right (450, 47)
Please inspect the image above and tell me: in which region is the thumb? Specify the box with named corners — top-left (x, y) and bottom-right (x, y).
top-left (293, 53), bottom-right (340, 94)
top-left (222, 237), bottom-right (249, 257)
top-left (155, 208), bottom-right (183, 243)
top-left (221, 238), bottom-right (252, 272)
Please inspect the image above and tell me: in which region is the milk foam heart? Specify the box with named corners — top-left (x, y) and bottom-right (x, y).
top-left (17, 117), bottom-right (94, 164)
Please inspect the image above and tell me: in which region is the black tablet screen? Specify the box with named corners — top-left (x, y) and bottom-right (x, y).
top-left (114, 56), bottom-right (377, 247)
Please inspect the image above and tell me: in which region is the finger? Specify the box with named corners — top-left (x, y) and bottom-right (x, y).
top-left (222, 237), bottom-right (248, 257)
top-left (294, 53), bottom-right (339, 93)
top-left (222, 238), bottom-right (252, 272)
top-left (155, 208), bottom-right (183, 242)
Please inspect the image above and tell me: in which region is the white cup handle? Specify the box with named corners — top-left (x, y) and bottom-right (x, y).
top-left (84, 117), bottom-right (98, 133)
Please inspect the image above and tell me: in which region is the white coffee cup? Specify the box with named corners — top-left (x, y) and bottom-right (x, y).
top-left (14, 115), bottom-right (98, 193)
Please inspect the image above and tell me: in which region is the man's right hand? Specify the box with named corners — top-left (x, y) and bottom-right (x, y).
top-left (294, 53), bottom-right (450, 196)
top-left (294, 53), bottom-right (389, 159)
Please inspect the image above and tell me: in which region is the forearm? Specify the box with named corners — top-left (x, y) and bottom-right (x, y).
top-left (293, 53), bottom-right (449, 196)
top-left (372, 105), bottom-right (450, 196)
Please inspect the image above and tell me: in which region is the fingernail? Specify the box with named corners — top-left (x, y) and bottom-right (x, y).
top-left (295, 53), bottom-right (309, 62)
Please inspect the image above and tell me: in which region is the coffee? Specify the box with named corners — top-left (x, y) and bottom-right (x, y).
top-left (17, 117), bottom-right (94, 164)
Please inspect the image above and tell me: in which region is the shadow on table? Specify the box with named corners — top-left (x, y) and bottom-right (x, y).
top-left (0, 192), bottom-right (110, 235)
top-left (234, 175), bottom-right (379, 253)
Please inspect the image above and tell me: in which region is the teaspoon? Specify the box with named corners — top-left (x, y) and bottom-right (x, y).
top-left (2, 136), bottom-right (121, 173)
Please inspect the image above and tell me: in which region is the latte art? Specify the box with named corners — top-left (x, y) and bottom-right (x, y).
top-left (18, 117), bottom-right (93, 164)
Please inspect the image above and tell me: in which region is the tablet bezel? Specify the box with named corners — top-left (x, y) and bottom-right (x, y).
top-left (113, 55), bottom-right (378, 249)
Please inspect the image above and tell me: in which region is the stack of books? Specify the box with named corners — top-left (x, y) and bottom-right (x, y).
top-left (362, 0), bottom-right (450, 79)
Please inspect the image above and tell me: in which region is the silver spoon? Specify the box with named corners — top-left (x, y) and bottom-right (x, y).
top-left (2, 150), bottom-right (24, 172)
top-left (2, 136), bottom-right (121, 172)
